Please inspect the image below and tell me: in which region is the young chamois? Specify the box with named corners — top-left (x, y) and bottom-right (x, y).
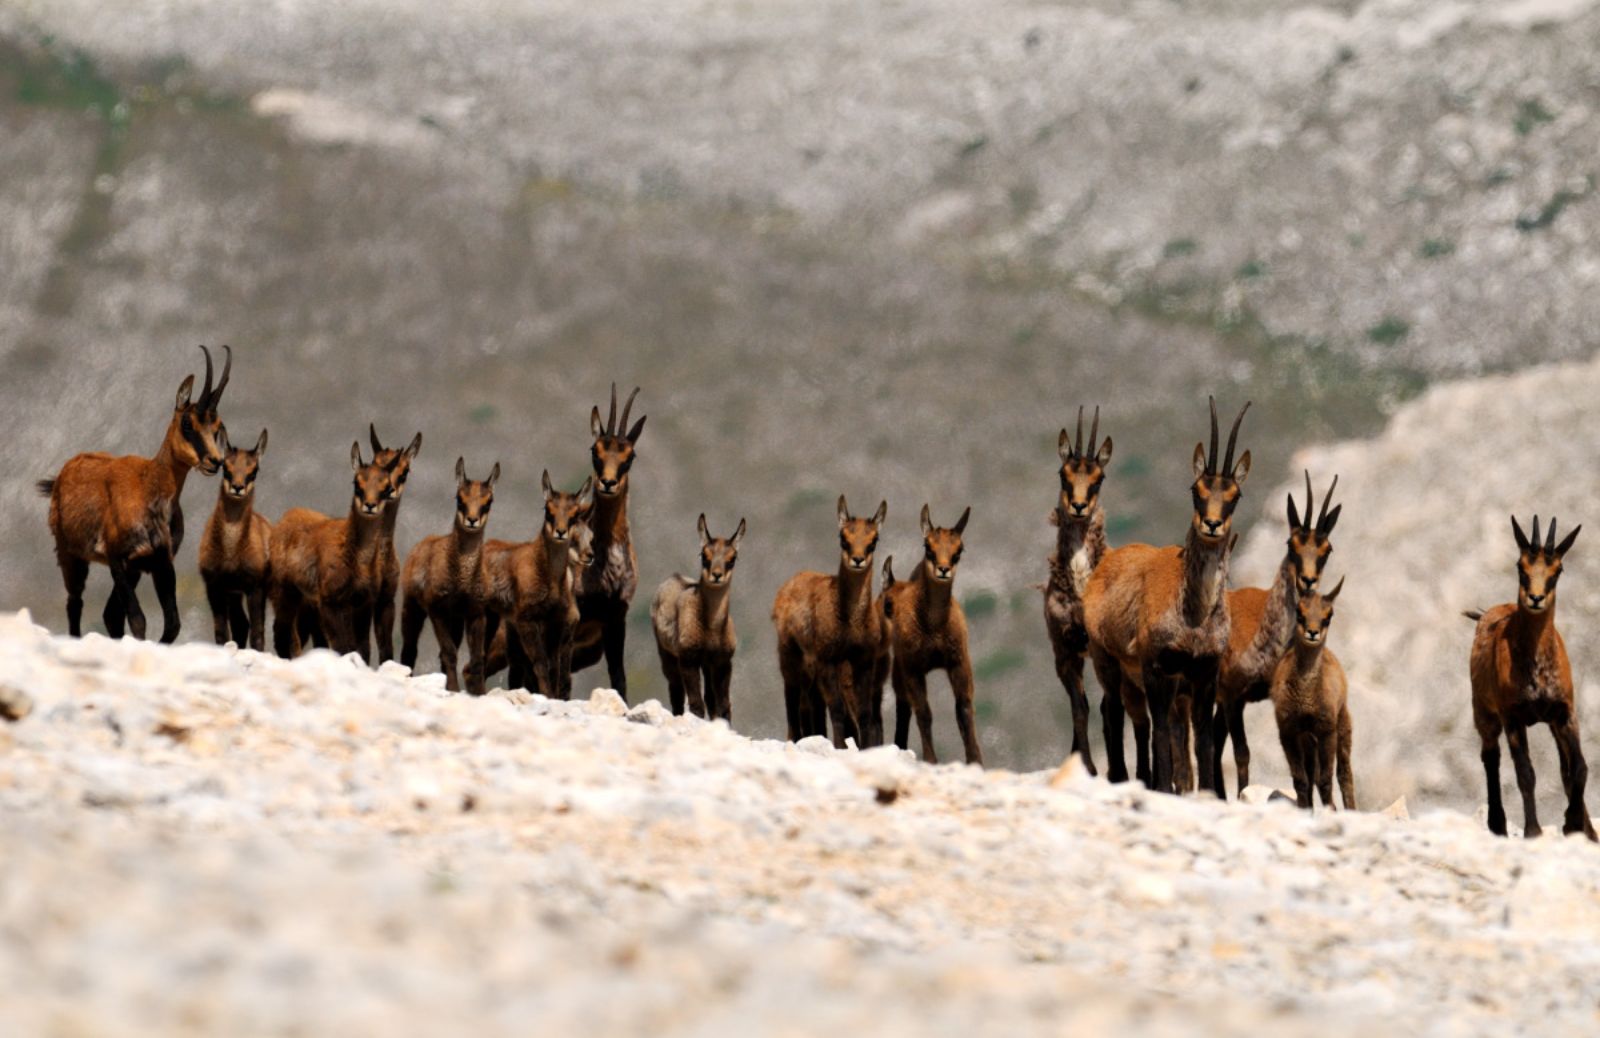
top-left (484, 472), bottom-right (594, 699)
top-left (198, 427), bottom-right (272, 650)
top-left (39, 345), bottom-right (231, 642)
top-left (399, 458), bottom-right (500, 694)
top-left (651, 515), bottom-right (747, 722)
top-left (269, 442), bottom-right (395, 660)
top-left (571, 385), bottom-right (646, 700)
top-left (366, 425), bottom-right (424, 662)
top-left (1084, 398), bottom-right (1250, 794)
top-left (1465, 516), bottom-right (1595, 840)
top-left (882, 505), bottom-right (980, 765)
top-left (1043, 406), bottom-right (1114, 776)
top-left (1271, 577), bottom-right (1354, 811)
top-left (773, 496), bottom-right (889, 749)
top-left (1209, 472), bottom-right (1340, 799)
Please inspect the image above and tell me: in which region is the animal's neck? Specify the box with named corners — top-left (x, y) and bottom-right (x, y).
top-left (217, 489), bottom-right (254, 524)
top-left (1511, 604), bottom-right (1557, 652)
top-left (542, 532), bottom-right (573, 585)
top-left (450, 524), bottom-right (485, 563)
top-left (152, 418), bottom-right (192, 497)
top-left (698, 579), bottom-right (732, 631)
top-left (594, 488), bottom-right (629, 546)
top-left (343, 506), bottom-right (384, 562)
top-left (1051, 507), bottom-right (1106, 596)
top-left (914, 566), bottom-right (953, 629)
top-left (1290, 639), bottom-right (1325, 676)
top-left (1255, 555), bottom-right (1299, 653)
top-left (1181, 526), bottom-right (1229, 625)
top-left (836, 561), bottom-right (873, 622)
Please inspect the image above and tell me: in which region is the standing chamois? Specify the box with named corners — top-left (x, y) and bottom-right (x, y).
top-left (1043, 406), bottom-right (1114, 776)
top-left (39, 345), bottom-right (231, 642)
top-left (198, 427), bottom-right (272, 650)
top-left (570, 385), bottom-right (646, 700)
top-left (400, 458), bottom-right (500, 694)
top-left (484, 472), bottom-right (594, 699)
top-left (651, 515), bottom-right (747, 722)
top-left (1466, 516), bottom-right (1595, 840)
top-left (269, 442), bottom-right (395, 659)
top-left (773, 496), bottom-right (889, 749)
top-left (366, 425), bottom-right (424, 663)
top-left (1084, 398), bottom-right (1250, 794)
top-left (1209, 472), bottom-right (1340, 799)
top-left (882, 505), bottom-right (980, 765)
top-left (1271, 577), bottom-right (1355, 810)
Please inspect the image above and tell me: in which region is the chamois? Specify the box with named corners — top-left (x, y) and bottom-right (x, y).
top-left (485, 472), bottom-right (594, 699)
top-left (883, 505), bottom-right (980, 765)
top-left (39, 345), bottom-right (231, 642)
top-left (366, 425), bottom-right (424, 663)
top-left (1210, 472), bottom-right (1340, 799)
top-left (268, 442), bottom-right (395, 660)
top-left (773, 496), bottom-right (889, 749)
top-left (1043, 406), bottom-right (1114, 776)
top-left (1465, 516), bottom-right (1595, 840)
top-left (399, 458), bottom-right (499, 694)
top-left (651, 515), bottom-right (747, 722)
top-left (571, 385), bottom-right (646, 700)
top-left (1270, 577), bottom-right (1354, 810)
top-left (1084, 398), bottom-right (1250, 794)
top-left (198, 427), bottom-right (272, 650)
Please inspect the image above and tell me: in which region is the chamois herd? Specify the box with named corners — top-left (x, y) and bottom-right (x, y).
top-left (33, 349), bottom-right (1597, 840)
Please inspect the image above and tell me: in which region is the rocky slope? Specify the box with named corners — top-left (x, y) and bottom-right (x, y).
top-left (2, 610), bottom-right (1598, 1035)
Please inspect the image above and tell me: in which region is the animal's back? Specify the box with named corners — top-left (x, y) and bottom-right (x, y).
top-left (1467, 603), bottom-right (1517, 715)
top-left (773, 570), bottom-right (835, 647)
top-left (272, 508), bottom-right (333, 593)
top-left (402, 535), bottom-right (446, 602)
top-left (47, 453), bottom-right (146, 560)
top-left (1085, 543), bottom-right (1179, 665)
top-left (651, 574), bottom-right (695, 651)
top-left (1219, 585), bottom-right (1271, 690)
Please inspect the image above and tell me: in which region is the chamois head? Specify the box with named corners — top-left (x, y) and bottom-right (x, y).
top-left (1057, 406), bottom-right (1112, 522)
top-left (219, 426), bottom-right (267, 500)
top-left (453, 457), bottom-right (499, 532)
top-left (349, 442), bottom-right (393, 518)
top-left (1284, 471), bottom-right (1341, 595)
top-left (1512, 515), bottom-right (1580, 615)
top-left (1189, 397), bottom-right (1252, 545)
top-left (540, 470), bottom-right (595, 545)
top-left (919, 504), bottom-right (970, 584)
top-left (837, 495), bottom-right (887, 574)
top-left (1293, 576), bottom-right (1344, 647)
top-left (172, 344), bottom-right (232, 476)
top-left (569, 517), bottom-right (597, 569)
top-left (368, 425), bottom-right (423, 507)
top-left (588, 384), bottom-right (646, 499)
top-left (697, 514), bottom-right (747, 587)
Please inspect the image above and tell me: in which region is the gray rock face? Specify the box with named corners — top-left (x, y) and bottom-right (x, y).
top-left (1, 609), bottom-right (1598, 1035)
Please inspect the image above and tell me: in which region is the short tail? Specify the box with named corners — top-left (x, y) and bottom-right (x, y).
top-left (35, 479), bottom-right (55, 498)
top-left (1462, 609), bottom-right (1484, 623)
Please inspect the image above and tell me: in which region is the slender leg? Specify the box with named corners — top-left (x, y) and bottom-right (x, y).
top-left (205, 577), bottom-right (232, 646)
top-left (898, 663), bottom-right (937, 764)
top-left (107, 557), bottom-right (147, 640)
top-left (893, 667), bottom-right (913, 751)
top-left (949, 660), bottom-right (983, 767)
top-left (1229, 700), bottom-right (1251, 798)
top-left (1189, 670), bottom-right (1218, 795)
top-left (1553, 720), bottom-right (1596, 839)
top-left (245, 585), bottom-right (268, 652)
top-left (851, 660), bottom-right (883, 748)
top-left (482, 614), bottom-right (507, 678)
top-left (1506, 723), bottom-right (1541, 838)
top-left (660, 646), bottom-right (686, 714)
top-left (148, 552), bottom-right (181, 644)
top-left (464, 610), bottom-right (488, 695)
top-left (822, 668), bottom-right (853, 750)
top-left (1336, 706), bottom-right (1355, 811)
top-left (1053, 642), bottom-right (1096, 776)
top-left (679, 654), bottom-right (707, 718)
top-left (1481, 732), bottom-right (1507, 836)
top-left (375, 583), bottom-right (397, 663)
top-left (429, 610), bottom-right (461, 692)
top-left (602, 607), bottom-right (628, 702)
top-left (1290, 729), bottom-right (1315, 809)
top-left (505, 624), bottom-right (532, 692)
top-left (1142, 663), bottom-right (1174, 794)
top-left (1210, 702), bottom-right (1230, 799)
top-left (1093, 650), bottom-right (1128, 783)
top-left (709, 658), bottom-right (734, 724)
top-left (779, 640), bottom-right (808, 741)
top-left (1315, 725), bottom-right (1337, 810)
top-left (351, 604), bottom-right (374, 664)
top-left (517, 622), bottom-right (555, 698)
top-left (320, 606), bottom-right (356, 658)
top-left (57, 553), bottom-right (89, 638)
top-left (272, 586), bottom-right (302, 658)
top-left (400, 595), bottom-right (427, 669)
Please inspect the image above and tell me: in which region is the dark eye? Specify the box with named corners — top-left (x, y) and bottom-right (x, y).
top-left (619, 457), bottom-right (633, 474)
top-left (867, 539), bottom-right (878, 554)
top-left (925, 547), bottom-right (936, 562)
top-left (725, 556), bottom-right (736, 570)
top-left (952, 550), bottom-right (963, 565)
top-left (840, 534), bottom-right (850, 551)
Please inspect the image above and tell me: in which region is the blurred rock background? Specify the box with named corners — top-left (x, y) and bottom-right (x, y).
top-left (3, 0), bottom-right (1599, 801)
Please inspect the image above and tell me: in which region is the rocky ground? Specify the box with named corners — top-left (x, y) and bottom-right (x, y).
top-left (2, 609), bottom-right (1599, 1036)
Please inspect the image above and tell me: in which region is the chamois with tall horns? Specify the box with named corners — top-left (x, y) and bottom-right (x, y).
top-left (651, 515), bottom-right (747, 722)
top-left (1084, 397), bottom-right (1250, 794)
top-left (883, 505), bottom-right (981, 765)
top-left (1043, 406), bottom-right (1114, 776)
top-left (773, 496), bottom-right (890, 749)
top-left (1465, 516), bottom-right (1595, 840)
top-left (39, 345), bottom-right (232, 642)
top-left (1210, 471), bottom-right (1340, 799)
top-left (366, 424), bottom-right (424, 663)
top-left (1271, 576), bottom-right (1355, 810)
top-left (399, 458), bottom-right (500, 694)
top-left (570, 384), bottom-right (646, 700)
top-left (198, 427), bottom-right (272, 650)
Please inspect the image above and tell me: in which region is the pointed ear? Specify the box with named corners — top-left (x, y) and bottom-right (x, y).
top-left (218, 425), bottom-right (232, 453)
top-left (872, 500), bottom-right (888, 527)
top-left (1512, 515), bottom-right (1530, 554)
top-left (255, 428), bottom-right (269, 455)
top-left (1232, 450), bottom-right (1251, 485)
top-left (1325, 576), bottom-right (1346, 603)
top-left (1558, 524), bottom-right (1583, 557)
top-left (488, 462), bottom-right (500, 486)
top-left (882, 554), bottom-right (895, 585)
top-left (455, 457), bottom-right (467, 486)
top-left (1096, 437), bottom-right (1113, 467)
top-left (541, 469), bottom-right (554, 500)
top-left (1320, 504), bottom-right (1342, 536)
top-left (1286, 492), bottom-right (1301, 531)
top-left (175, 374), bottom-right (195, 410)
top-left (351, 442), bottom-right (364, 471)
top-left (732, 518), bottom-right (747, 546)
top-left (626, 415), bottom-right (647, 443)
top-left (576, 476), bottom-right (594, 510)
top-left (953, 506), bottom-right (971, 535)
top-left (369, 423), bottom-right (383, 454)
top-left (1058, 429), bottom-right (1072, 463)
top-left (590, 407), bottom-right (604, 440)
top-left (1192, 442), bottom-right (1208, 480)
top-left (404, 431), bottom-right (423, 461)
top-left (698, 512), bottom-right (711, 547)
top-left (837, 495), bottom-right (851, 528)
top-left (920, 504), bottom-right (933, 538)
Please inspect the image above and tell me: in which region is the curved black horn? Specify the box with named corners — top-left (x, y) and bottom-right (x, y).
top-left (618, 386), bottom-right (640, 432)
top-left (197, 345), bottom-right (215, 408)
top-left (605, 383), bottom-right (618, 434)
top-left (1547, 516), bottom-right (1559, 556)
top-left (1073, 406), bottom-right (1085, 459)
top-left (1300, 471), bottom-right (1315, 532)
top-left (211, 344), bottom-right (232, 406)
top-left (1316, 474), bottom-right (1339, 532)
top-left (1222, 400), bottom-right (1251, 475)
top-left (1207, 397), bottom-right (1220, 474)
top-left (1088, 406), bottom-right (1100, 457)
